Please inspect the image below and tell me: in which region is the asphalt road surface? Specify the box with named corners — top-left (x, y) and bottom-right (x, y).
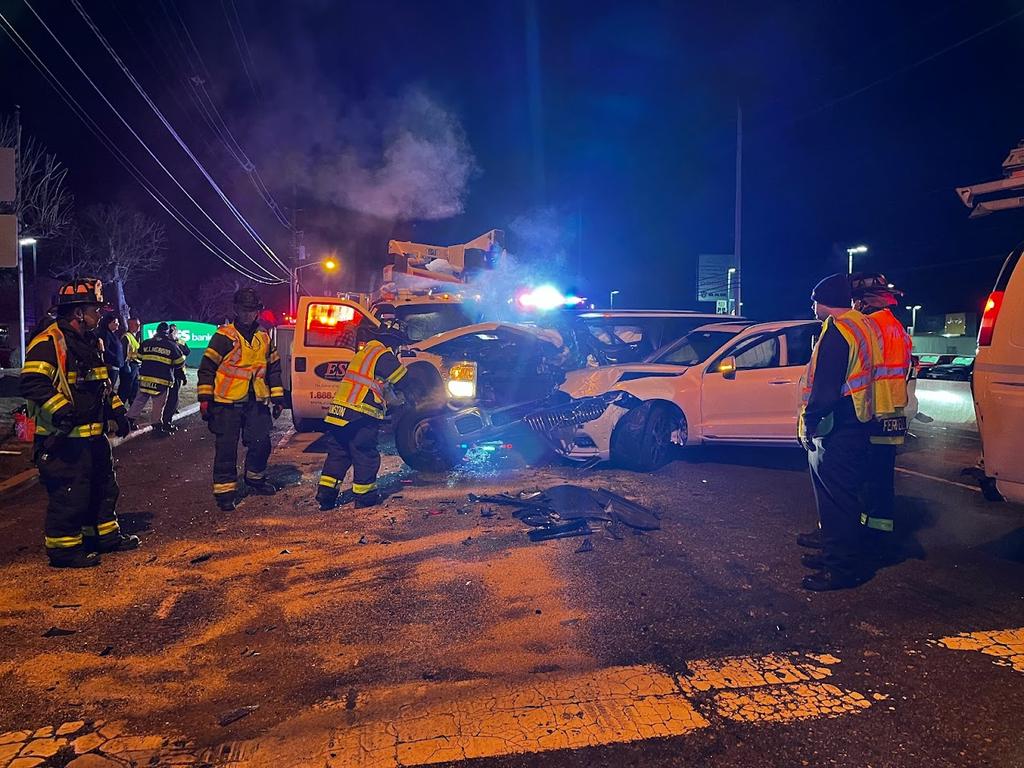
top-left (0, 415), bottom-right (1022, 768)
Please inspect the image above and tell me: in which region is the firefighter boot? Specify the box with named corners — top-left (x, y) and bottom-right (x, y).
top-left (245, 477), bottom-right (278, 496)
top-left (49, 547), bottom-right (101, 569)
top-left (98, 533), bottom-right (141, 553)
top-left (315, 487), bottom-right (338, 511)
top-left (216, 495), bottom-right (237, 512)
top-left (354, 489), bottom-right (382, 509)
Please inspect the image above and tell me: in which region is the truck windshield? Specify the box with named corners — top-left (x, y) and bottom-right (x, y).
top-left (646, 330), bottom-right (740, 365)
top-left (397, 304), bottom-right (477, 342)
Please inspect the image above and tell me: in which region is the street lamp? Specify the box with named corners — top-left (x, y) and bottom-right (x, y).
top-left (16, 237), bottom-right (38, 366)
top-left (609, 289), bottom-right (620, 309)
top-left (846, 244), bottom-right (868, 274)
top-left (906, 304), bottom-right (922, 335)
top-left (290, 258), bottom-right (340, 315)
top-left (727, 267), bottom-right (737, 316)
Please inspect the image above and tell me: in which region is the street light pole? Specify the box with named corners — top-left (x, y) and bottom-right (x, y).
top-left (609, 289), bottom-right (620, 309)
top-left (846, 244), bottom-right (868, 274)
top-left (906, 304), bottom-right (922, 335)
top-left (291, 258), bottom-right (339, 315)
top-left (727, 268), bottom-right (737, 316)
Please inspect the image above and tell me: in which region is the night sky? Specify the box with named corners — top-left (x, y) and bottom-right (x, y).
top-left (2, 0), bottom-right (1022, 324)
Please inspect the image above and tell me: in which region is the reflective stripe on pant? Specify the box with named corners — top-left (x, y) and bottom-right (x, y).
top-left (317, 418), bottom-right (381, 504)
top-left (126, 388), bottom-right (168, 425)
top-left (808, 425), bottom-right (871, 578)
top-left (35, 435), bottom-right (120, 562)
top-left (208, 399), bottom-right (272, 497)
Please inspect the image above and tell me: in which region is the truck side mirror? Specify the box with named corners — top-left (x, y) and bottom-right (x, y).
top-left (717, 356), bottom-right (737, 380)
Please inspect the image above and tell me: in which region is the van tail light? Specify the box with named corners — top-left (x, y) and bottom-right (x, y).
top-left (978, 290), bottom-right (1004, 347)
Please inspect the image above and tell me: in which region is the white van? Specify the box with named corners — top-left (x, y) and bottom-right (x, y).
top-left (973, 243), bottom-right (1024, 503)
top-left (277, 296), bottom-right (380, 431)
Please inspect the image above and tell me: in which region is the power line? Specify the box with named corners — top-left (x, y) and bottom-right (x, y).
top-left (18, 0), bottom-right (285, 282)
top-left (221, 0), bottom-right (262, 100)
top-left (0, 10), bottom-right (282, 284)
top-left (67, 0), bottom-right (291, 275)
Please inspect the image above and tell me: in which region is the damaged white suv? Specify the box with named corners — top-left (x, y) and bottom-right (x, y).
top-left (555, 320), bottom-right (821, 469)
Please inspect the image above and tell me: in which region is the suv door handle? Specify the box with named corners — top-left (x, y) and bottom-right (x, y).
top-left (769, 379), bottom-right (793, 385)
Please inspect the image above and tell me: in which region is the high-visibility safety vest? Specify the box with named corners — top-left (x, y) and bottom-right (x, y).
top-left (324, 340), bottom-right (407, 426)
top-left (867, 308), bottom-right (912, 445)
top-left (206, 324), bottom-right (274, 403)
top-left (21, 325), bottom-right (113, 438)
top-left (123, 332), bottom-right (140, 362)
top-left (799, 309), bottom-right (882, 438)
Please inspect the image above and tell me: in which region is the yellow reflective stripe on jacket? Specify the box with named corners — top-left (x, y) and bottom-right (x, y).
top-left (203, 347), bottom-right (224, 364)
top-left (197, 384), bottom-right (214, 397)
top-left (22, 360), bottom-right (57, 378)
top-left (45, 534), bottom-right (84, 549)
top-left (386, 365), bottom-right (407, 385)
top-left (42, 392), bottom-right (70, 414)
top-left (67, 367), bottom-right (109, 383)
top-left (68, 422), bottom-right (105, 437)
top-left (140, 375), bottom-right (172, 388)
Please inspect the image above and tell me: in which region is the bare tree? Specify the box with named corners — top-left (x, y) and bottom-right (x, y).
top-left (52, 204), bottom-right (166, 318)
top-left (0, 114), bottom-right (73, 241)
top-left (172, 273), bottom-right (247, 324)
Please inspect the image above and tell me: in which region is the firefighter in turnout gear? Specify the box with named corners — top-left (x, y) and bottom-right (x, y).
top-left (126, 322), bottom-right (186, 433)
top-left (20, 279), bottom-right (137, 569)
top-left (316, 319), bottom-right (414, 511)
top-left (851, 272), bottom-right (913, 542)
top-left (198, 288), bottom-right (285, 511)
top-left (797, 273), bottom-right (883, 591)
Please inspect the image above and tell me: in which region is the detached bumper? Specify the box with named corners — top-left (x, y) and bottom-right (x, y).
top-left (439, 390), bottom-right (637, 451)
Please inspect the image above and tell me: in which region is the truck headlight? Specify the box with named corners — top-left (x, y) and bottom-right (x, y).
top-left (447, 361), bottom-right (477, 399)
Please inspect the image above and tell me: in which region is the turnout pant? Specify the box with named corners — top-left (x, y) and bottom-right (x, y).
top-left (163, 381), bottom-right (182, 425)
top-left (317, 418), bottom-right (382, 503)
top-left (208, 400), bottom-right (273, 499)
top-left (809, 425), bottom-right (872, 578)
top-left (35, 435), bottom-right (122, 563)
top-left (126, 388), bottom-right (169, 426)
top-left (118, 361), bottom-right (140, 405)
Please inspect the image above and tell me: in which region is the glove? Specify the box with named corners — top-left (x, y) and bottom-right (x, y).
top-left (200, 401), bottom-right (211, 421)
top-left (272, 403), bottom-right (283, 420)
top-left (115, 415), bottom-right (131, 438)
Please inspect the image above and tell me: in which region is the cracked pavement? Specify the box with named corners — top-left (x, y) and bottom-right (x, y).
top-left (0, 417), bottom-right (1022, 767)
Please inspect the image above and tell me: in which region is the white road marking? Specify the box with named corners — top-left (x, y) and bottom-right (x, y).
top-left (895, 467), bottom-right (980, 493)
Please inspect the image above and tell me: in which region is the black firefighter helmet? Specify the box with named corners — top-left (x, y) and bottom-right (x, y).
top-left (233, 287), bottom-right (263, 312)
top-left (56, 278), bottom-right (104, 307)
top-left (356, 319), bottom-right (409, 352)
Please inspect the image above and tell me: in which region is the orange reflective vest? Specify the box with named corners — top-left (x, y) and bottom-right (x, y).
top-left (799, 310), bottom-right (882, 437)
top-left (208, 325), bottom-right (273, 403)
top-left (324, 340), bottom-right (407, 426)
top-left (867, 308), bottom-right (912, 445)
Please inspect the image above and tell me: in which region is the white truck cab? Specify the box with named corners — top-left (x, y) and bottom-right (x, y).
top-left (973, 243), bottom-right (1024, 503)
top-left (277, 296), bottom-right (380, 431)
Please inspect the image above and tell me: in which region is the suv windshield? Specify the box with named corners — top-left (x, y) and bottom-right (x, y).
top-left (396, 304), bottom-right (477, 342)
top-left (647, 329), bottom-right (740, 365)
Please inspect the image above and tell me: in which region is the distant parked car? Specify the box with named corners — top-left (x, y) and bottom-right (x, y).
top-left (915, 354), bottom-right (957, 376)
top-left (920, 356), bottom-right (974, 381)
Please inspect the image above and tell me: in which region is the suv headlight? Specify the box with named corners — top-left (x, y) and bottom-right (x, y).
top-left (447, 361), bottom-right (477, 399)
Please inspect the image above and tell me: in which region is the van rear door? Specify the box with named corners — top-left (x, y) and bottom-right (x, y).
top-left (974, 244), bottom-right (1024, 503)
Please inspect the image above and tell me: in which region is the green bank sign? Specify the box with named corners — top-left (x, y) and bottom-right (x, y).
top-left (141, 321), bottom-right (219, 368)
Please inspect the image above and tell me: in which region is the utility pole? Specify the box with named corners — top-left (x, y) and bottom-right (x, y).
top-left (733, 104), bottom-right (743, 317)
top-left (15, 105), bottom-right (25, 366)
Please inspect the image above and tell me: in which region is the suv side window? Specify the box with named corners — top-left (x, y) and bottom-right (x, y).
top-left (784, 324), bottom-right (817, 367)
top-left (723, 334), bottom-right (782, 371)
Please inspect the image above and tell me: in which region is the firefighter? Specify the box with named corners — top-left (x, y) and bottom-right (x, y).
top-left (162, 324), bottom-right (190, 433)
top-left (118, 317), bottom-right (141, 405)
top-left (797, 273), bottom-right (883, 591)
top-left (20, 278), bottom-right (136, 569)
top-left (851, 272), bottom-right (913, 546)
top-left (316, 321), bottom-right (414, 511)
top-left (198, 288), bottom-right (285, 511)
top-left (126, 322), bottom-right (186, 434)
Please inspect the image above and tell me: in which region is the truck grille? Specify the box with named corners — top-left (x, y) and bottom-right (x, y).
top-left (523, 392), bottom-right (624, 432)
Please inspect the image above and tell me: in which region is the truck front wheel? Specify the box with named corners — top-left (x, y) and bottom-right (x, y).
top-left (394, 407), bottom-right (466, 472)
